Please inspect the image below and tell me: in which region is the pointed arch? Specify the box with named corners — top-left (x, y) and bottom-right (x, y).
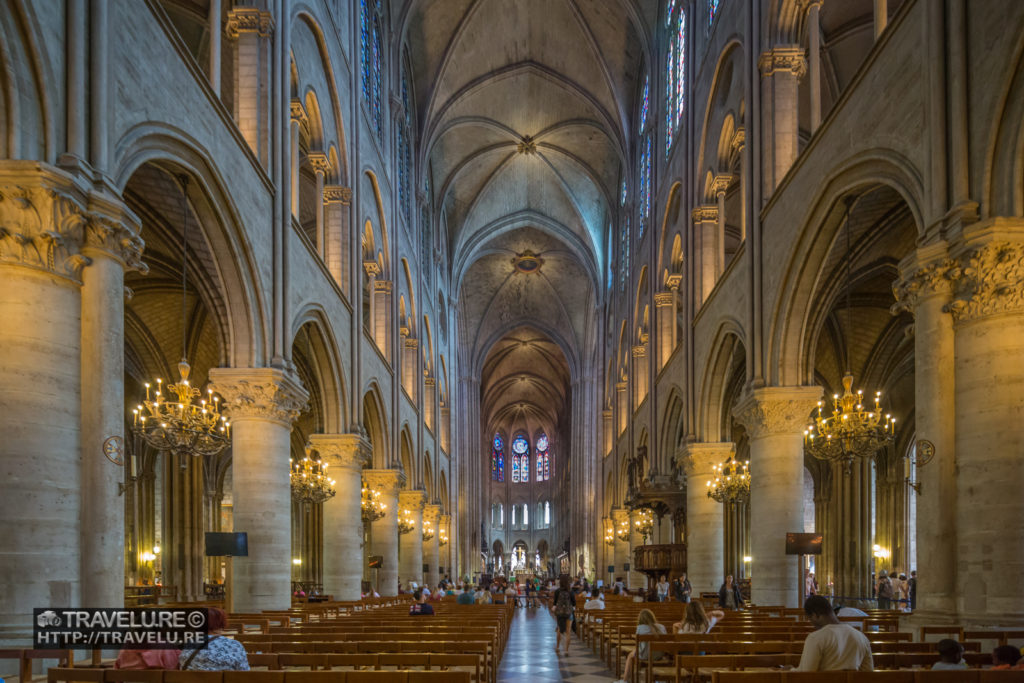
top-left (362, 382), bottom-right (390, 468)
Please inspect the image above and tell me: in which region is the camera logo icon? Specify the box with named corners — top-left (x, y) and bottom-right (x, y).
top-left (37, 610), bottom-right (61, 627)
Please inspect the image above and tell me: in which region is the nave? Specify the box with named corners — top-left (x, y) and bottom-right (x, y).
top-left (498, 608), bottom-right (617, 683)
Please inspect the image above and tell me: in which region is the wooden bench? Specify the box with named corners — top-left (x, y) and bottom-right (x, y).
top-left (47, 669), bottom-right (470, 683)
top-left (711, 671), bottom-right (1024, 682)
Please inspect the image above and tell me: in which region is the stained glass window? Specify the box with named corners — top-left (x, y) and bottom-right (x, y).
top-left (638, 135), bottom-right (652, 239)
top-left (360, 0), bottom-right (383, 142)
top-left (619, 214), bottom-right (630, 292)
top-left (492, 433), bottom-right (504, 482)
top-left (399, 64), bottom-right (413, 226)
top-left (620, 179), bottom-right (627, 206)
top-left (709, 0), bottom-right (720, 28)
top-left (666, 2), bottom-right (686, 153)
top-left (512, 436), bottom-right (529, 483)
top-left (536, 433), bottom-right (550, 482)
top-left (639, 73), bottom-right (650, 135)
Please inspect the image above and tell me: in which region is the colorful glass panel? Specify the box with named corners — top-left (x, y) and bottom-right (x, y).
top-left (639, 73), bottom-right (649, 135)
top-left (536, 433), bottom-right (550, 482)
top-left (709, 0), bottom-right (720, 27)
top-left (492, 433), bottom-right (504, 482)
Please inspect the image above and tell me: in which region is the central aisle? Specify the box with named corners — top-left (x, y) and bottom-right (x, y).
top-left (497, 606), bottom-right (619, 682)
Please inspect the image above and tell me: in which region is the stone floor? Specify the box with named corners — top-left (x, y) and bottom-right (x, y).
top-left (497, 606), bottom-right (620, 682)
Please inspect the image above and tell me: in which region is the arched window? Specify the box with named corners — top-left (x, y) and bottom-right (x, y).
top-left (398, 59), bottom-right (413, 226)
top-left (360, 0), bottom-right (383, 142)
top-left (708, 0), bottom-right (720, 28)
top-left (511, 435), bottom-right (530, 483)
top-left (491, 502), bottom-right (504, 529)
top-left (666, 1), bottom-right (686, 152)
top-left (637, 71), bottom-right (652, 240)
top-left (619, 214), bottom-right (630, 293)
top-left (535, 433), bottom-right (550, 482)
top-left (534, 501), bottom-right (552, 529)
top-left (491, 433), bottom-right (504, 482)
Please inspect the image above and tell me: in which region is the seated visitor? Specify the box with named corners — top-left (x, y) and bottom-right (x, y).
top-left (457, 585), bottom-right (475, 604)
top-left (409, 586), bottom-right (435, 615)
top-left (615, 608), bottom-right (666, 683)
top-left (796, 595), bottom-right (872, 672)
top-left (931, 639), bottom-right (968, 670)
top-left (583, 588), bottom-right (605, 611)
top-left (674, 600), bottom-right (725, 634)
top-left (834, 604), bottom-right (869, 629)
top-left (115, 648), bottom-right (180, 670)
top-left (179, 608), bottom-right (249, 671)
top-left (991, 645), bottom-right (1023, 670)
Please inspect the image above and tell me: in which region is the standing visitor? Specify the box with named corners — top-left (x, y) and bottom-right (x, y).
top-left (656, 575), bottom-right (670, 602)
top-left (718, 574), bottom-right (744, 610)
top-left (908, 570), bottom-right (917, 610)
top-left (876, 571), bottom-right (894, 610)
top-left (551, 576), bottom-right (576, 656)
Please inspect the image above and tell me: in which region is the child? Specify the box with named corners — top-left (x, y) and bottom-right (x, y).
top-left (930, 639), bottom-right (967, 670)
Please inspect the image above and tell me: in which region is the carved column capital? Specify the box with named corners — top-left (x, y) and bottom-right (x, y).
top-left (944, 240), bottom-right (1024, 324)
top-left (225, 8), bottom-right (274, 39)
top-left (363, 468), bottom-right (405, 494)
top-left (404, 337), bottom-right (419, 350)
top-left (398, 489), bottom-right (427, 512)
top-left (307, 152), bottom-right (331, 175)
top-left (732, 386), bottom-right (821, 439)
top-left (758, 46), bottom-right (807, 79)
top-left (424, 376), bottom-right (436, 387)
top-left (610, 507), bottom-right (630, 525)
top-left (891, 258), bottom-right (958, 315)
top-left (363, 260), bottom-right (381, 278)
top-left (374, 279), bottom-right (392, 294)
top-left (323, 185), bottom-right (352, 205)
top-left (691, 205), bottom-right (719, 224)
top-left (631, 344), bottom-right (647, 358)
top-left (680, 442), bottom-right (735, 476)
top-left (665, 273), bottom-right (683, 291)
top-left (615, 381), bottom-right (627, 392)
top-left (308, 433), bottom-right (371, 471)
top-left (290, 99), bottom-right (308, 126)
top-left (711, 174), bottom-right (733, 196)
top-left (208, 367), bottom-right (309, 427)
top-left (730, 127), bottom-right (746, 153)
top-left (423, 504), bottom-right (442, 525)
top-left (654, 291), bottom-right (674, 307)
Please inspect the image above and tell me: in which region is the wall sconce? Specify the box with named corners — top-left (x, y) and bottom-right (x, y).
top-left (292, 558), bottom-right (302, 566)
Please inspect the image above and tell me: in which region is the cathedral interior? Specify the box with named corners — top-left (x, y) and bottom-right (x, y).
top-left (1, 0), bottom-right (1024, 652)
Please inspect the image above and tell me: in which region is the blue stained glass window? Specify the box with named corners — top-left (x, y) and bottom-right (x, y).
top-left (361, 0), bottom-right (383, 142)
top-left (638, 135), bottom-right (652, 239)
top-left (620, 179), bottom-right (627, 206)
top-left (709, 0), bottom-right (720, 27)
top-left (639, 74), bottom-right (650, 135)
top-left (666, 3), bottom-right (686, 153)
top-left (492, 433), bottom-right (504, 482)
top-left (536, 434), bottom-right (550, 482)
top-left (512, 436), bottom-right (529, 483)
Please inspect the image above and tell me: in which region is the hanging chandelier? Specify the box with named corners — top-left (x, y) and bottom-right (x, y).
top-left (633, 507), bottom-right (654, 543)
top-left (804, 196), bottom-right (896, 471)
top-left (397, 509), bottom-right (416, 535)
top-left (615, 519), bottom-right (630, 543)
top-left (361, 484), bottom-right (387, 524)
top-left (289, 449), bottom-right (336, 505)
top-left (422, 518), bottom-right (435, 541)
top-left (438, 524), bottom-right (448, 547)
top-left (706, 458), bottom-right (751, 504)
top-left (604, 519), bottom-right (615, 546)
top-left (131, 176), bottom-right (230, 468)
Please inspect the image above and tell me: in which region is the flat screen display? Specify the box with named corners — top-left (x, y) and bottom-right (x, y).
top-left (785, 533), bottom-right (823, 555)
top-left (205, 532), bottom-right (248, 557)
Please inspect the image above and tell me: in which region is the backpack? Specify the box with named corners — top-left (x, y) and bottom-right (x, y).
top-left (554, 589), bottom-right (573, 618)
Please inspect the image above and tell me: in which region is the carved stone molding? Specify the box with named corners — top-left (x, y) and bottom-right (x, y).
top-left (363, 469), bottom-right (405, 495)
top-left (363, 260), bottom-right (381, 278)
top-left (398, 489), bottom-right (427, 512)
top-left (225, 8), bottom-right (274, 39)
top-left (404, 337), bottom-right (419, 349)
top-left (373, 279), bottom-right (392, 294)
top-left (691, 205), bottom-right (719, 223)
top-left (208, 367), bottom-right (309, 427)
top-left (632, 344), bottom-right (647, 358)
top-left (610, 507), bottom-right (630, 525)
top-left (731, 127), bottom-right (746, 153)
top-left (308, 433), bottom-right (371, 472)
top-left (323, 185), bottom-right (352, 205)
top-left (891, 258), bottom-right (957, 315)
top-left (665, 273), bottom-right (683, 291)
top-left (680, 442), bottom-right (735, 475)
top-left (290, 99), bottom-right (308, 126)
top-left (85, 215), bottom-right (147, 273)
top-left (423, 504), bottom-right (442, 526)
top-left (615, 381), bottom-right (627, 391)
top-left (654, 292), bottom-right (674, 306)
top-left (944, 241), bottom-right (1024, 324)
top-left (758, 46), bottom-right (807, 79)
top-left (732, 386), bottom-right (821, 439)
top-left (712, 174), bottom-right (733, 196)
top-left (424, 376), bottom-right (436, 387)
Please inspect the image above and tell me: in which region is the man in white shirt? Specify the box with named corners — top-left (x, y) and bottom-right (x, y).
top-left (797, 596), bottom-right (873, 672)
top-left (583, 589), bottom-right (605, 611)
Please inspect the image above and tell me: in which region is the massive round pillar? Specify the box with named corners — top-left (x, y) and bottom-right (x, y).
top-left (683, 443), bottom-right (731, 595)
top-left (398, 489), bottom-right (426, 588)
top-left (364, 469), bottom-right (403, 596)
top-left (734, 387), bottom-right (820, 608)
top-left (423, 504), bottom-right (441, 589)
top-left (311, 433), bottom-right (370, 601)
top-left (210, 368), bottom-right (308, 612)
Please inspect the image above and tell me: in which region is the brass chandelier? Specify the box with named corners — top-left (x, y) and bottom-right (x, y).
top-left (633, 507), bottom-right (654, 543)
top-left (397, 509), bottom-right (416, 535)
top-left (131, 176), bottom-right (230, 468)
top-left (289, 449), bottom-right (336, 505)
top-left (438, 524), bottom-right (448, 547)
top-left (361, 484), bottom-right (387, 524)
top-left (615, 519), bottom-right (630, 543)
top-left (422, 518), bottom-right (435, 542)
top-left (603, 519), bottom-right (615, 546)
top-left (804, 196), bottom-right (896, 471)
top-left (706, 457), bottom-right (751, 504)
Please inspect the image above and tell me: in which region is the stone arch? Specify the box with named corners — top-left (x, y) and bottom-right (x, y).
top-left (439, 470), bottom-right (449, 515)
top-left (767, 151), bottom-right (925, 386)
top-left (657, 182), bottom-right (684, 276)
top-left (983, 28), bottom-right (1024, 217)
top-left (362, 383), bottom-right (390, 468)
top-left (0, 0), bottom-right (55, 160)
top-left (290, 305), bottom-right (348, 434)
top-left (659, 389), bottom-right (685, 467)
top-left (113, 127), bottom-right (266, 367)
top-left (399, 426), bottom-right (414, 486)
top-left (362, 169), bottom-right (390, 275)
top-left (698, 320), bottom-right (748, 443)
top-left (696, 40), bottom-right (745, 185)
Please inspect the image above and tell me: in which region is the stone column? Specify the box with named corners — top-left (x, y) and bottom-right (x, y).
top-left (398, 489), bottom-right (427, 588)
top-left (80, 204), bottom-right (146, 610)
top-left (611, 508), bottom-right (630, 587)
top-left (758, 47), bottom-right (806, 193)
top-left (892, 247), bottom-right (957, 618)
top-left (402, 337), bottom-right (418, 401)
top-left (874, 0), bottom-right (888, 40)
top-left (733, 386), bottom-right (821, 607)
top-left (423, 504), bottom-right (442, 588)
top-left (616, 381), bottom-right (628, 435)
top-left (0, 168), bottom-right (87, 644)
top-left (944, 232), bottom-right (1024, 622)
top-left (632, 344), bottom-right (648, 405)
top-left (692, 205), bottom-right (719, 304)
top-left (373, 279), bottom-right (392, 362)
top-left (806, 1), bottom-right (823, 131)
top-left (713, 175), bottom-right (732, 274)
top-left (439, 513), bottom-right (452, 578)
top-left (225, 8), bottom-right (273, 167)
top-left (309, 433), bottom-right (370, 601)
top-left (602, 409), bottom-right (613, 456)
top-left (208, 0), bottom-right (222, 95)
top-left (209, 368), bottom-right (308, 612)
top-left (289, 101), bottom-right (304, 220)
top-left (655, 292), bottom-right (674, 369)
top-left (682, 443), bottom-right (732, 595)
top-left (424, 377), bottom-right (436, 432)
top-left (731, 129), bottom-right (747, 240)
top-left (307, 152), bottom-right (330, 257)
top-left (364, 469), bottom-right (404, 596)
top-left (323, 186), bottom-right (351, 293)
top-left (628, 509), bottom-right (647, 590)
